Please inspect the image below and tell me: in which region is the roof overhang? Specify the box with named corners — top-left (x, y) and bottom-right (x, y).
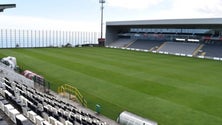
top-left (106, 18), bottom-right (222, 28)
top-left (0, 4), bottom-right (16, 12)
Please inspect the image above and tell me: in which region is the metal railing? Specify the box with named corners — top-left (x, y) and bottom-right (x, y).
top-left (58, 84), bottom-right (87, 107)
top-left (0, 29), bottom-right (100, 48)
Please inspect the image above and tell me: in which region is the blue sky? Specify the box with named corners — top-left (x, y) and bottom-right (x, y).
top-left (1, 0), bottom-right (222, 31)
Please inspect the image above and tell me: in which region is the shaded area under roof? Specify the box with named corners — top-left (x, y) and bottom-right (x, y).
top-left (0, 4), bottom-right (16, 12)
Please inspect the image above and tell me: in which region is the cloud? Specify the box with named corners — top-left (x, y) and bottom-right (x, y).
top-left (0, 15), bottom-right (100, 32)
top-left (169, 0), bottom-right (222, 18)
top-left (196, 0), bottom-right (222, 16)
top-left (107, 0), bottom-right (163, 9)
top-left (104, 0), bottom-right (222, 21)
top-left (1, 0), bottom-right (222, 32)
top-left (145, 0), bottom-right (222, 19)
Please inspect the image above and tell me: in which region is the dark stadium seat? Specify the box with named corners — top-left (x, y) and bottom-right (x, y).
top-left (202, 44), bottom-right (222, 58)
top-left (158, 42), bottom-right (200, 55)
top-left (128, 40), bottom-right (163, 50)
top-left (4, 90), bottom-right (13, 101)
top-left (3, 78), bottom-right (11, 87)
top-left (36, 107), bottom-right (43, 117)
top-left (27, 102), bottom-right (37, 112)
top-left (10, 97), bottom-right (22, 112)
top-left (0, 76), bottom-right (108, 125)
top-left (109, 39), bottom-right (135, 48)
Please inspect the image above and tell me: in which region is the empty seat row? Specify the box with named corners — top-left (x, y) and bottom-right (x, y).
top-left (0, 81), bottom-right (66, 125)
top-left (128, 40), bottom-right (163, 50)
top-left (0, 77), bottom-right (108, 125)
top-left (109, 39), bottom-right (134, 48)
top-left (0, 95), bottom-right (33, 125)
top-left (158, 42), bottom-right (200, 55)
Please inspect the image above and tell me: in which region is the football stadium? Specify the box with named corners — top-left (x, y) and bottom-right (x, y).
top-left (106, 18), bottom-right (222, 59)
top-left (1, 2), bottom-right (222, 125)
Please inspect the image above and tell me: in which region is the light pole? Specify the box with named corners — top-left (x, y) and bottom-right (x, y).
top-left (99, 0), bottom-right (105, 40)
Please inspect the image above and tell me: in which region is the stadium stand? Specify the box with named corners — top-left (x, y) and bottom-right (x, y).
top-left (128, 40), bottom-right (163, 50)
top-left (202, 44), bottom-right (222, 58)
top-left (157, 42), bottom-right (200, 55)
top-left (0, 62), bottom-right (117, 125)
top-left (0, 77), bottom-right (109, 125)
top-left (108, 39), bottom-right (135, 48)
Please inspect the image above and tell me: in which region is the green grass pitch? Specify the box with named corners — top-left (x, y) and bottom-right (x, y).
top-left (1, 47), bottom-right (222, 125)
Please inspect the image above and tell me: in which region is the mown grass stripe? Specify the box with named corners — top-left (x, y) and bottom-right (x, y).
top-left (1, 47), bottom-right (222, 125)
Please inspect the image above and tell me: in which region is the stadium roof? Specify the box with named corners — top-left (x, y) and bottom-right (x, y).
top-left (106, 18), bottom-right (222, 26)
top-left (0, 4), bottom-right (16, 12)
